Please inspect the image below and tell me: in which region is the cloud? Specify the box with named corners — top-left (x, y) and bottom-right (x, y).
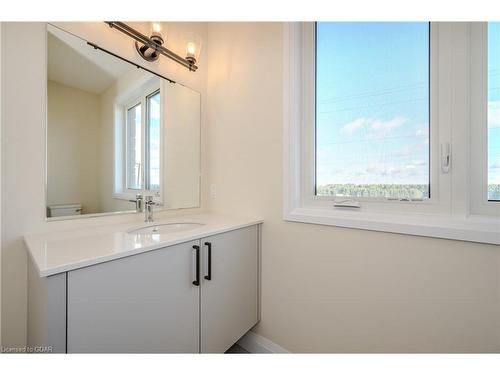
top-left (339, 116), bottom-right (408, 136)
top-left (392, 142), bottom-right (426, 157)
top-left (490, 161), bottom-right (500, 170)
top-left (412, 160), bottom-right (428, 167)
top-left (318, 160), bottom-right (429, 185)
top-left (371, 117), bottom-right (408, 132)
top-left (364, 160), bottom-right (427, 178)
top-left (415, 123), bottom-right (429, 136)
top-left (488, 101), bottom-right (500, 128)
top-left (339, 118), bottom-right (369, 135)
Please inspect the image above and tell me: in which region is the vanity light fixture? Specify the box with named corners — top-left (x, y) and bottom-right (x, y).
top-left (105, 21), bottom-right (198, 72)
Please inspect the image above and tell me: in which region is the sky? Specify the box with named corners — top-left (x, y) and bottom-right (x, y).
top-left (488, 23), bottom-right (500, 193)
top-left (316, 22), bottom-right (430, 189)
top-left (316, 21), bottom-right (500, 198)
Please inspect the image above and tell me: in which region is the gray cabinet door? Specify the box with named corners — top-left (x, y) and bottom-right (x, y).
top-left (201, 226), bottom-right (259, 353)
top-left (67, 240), bottom-right (200, 353)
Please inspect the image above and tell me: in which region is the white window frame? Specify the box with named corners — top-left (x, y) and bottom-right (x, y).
top-left (124, 98), bottom-right (143, 191)
top-left (113, 80), bottom-right (162, 201)
top-left (283, 22), bottom-right (499, 245)
top-left (470, 22), bottom-right (500, 216)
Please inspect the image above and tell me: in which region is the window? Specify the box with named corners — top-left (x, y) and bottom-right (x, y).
top-left (488, 22), bottom-right (500, 201)
top-left (121, 85), bottom-right (161, 195)
top-left (315, 23), bottom-right (430, 200)
top-left (284, 22), bottom-right (499, 245)
top-left (146, 90), bottom-right (161, 191)
top-left (126, 103), bottom-right (142, 190)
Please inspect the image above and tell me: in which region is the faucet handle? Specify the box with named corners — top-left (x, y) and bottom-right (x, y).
top-left (143, 195), bottom-right (162, 223)
top-left (145, 196), bottom-right (163, 207)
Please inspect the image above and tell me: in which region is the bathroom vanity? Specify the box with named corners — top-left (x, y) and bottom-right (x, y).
top-left (25, 24), bottom-right (261, 354)
top-left (25, 214), bottom-right (262, 353)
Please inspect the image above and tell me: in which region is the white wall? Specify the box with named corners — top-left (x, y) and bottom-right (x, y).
top-left (0, 22), bottom-right (208, 348)
top-left (207, 22), bottom-right (500, 352)
top-left (47, 80), bottom-right (102, 214)
top-left (162, 83), bottom-right (201, 209)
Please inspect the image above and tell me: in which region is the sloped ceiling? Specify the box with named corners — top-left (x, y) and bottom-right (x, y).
top-left (47, 25), bottom-right (132, 94)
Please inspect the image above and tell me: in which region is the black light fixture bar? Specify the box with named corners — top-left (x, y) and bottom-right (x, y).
top-left (105, 21), bottom-right (198, 72)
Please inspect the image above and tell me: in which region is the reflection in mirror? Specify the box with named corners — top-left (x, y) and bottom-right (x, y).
top-left (46, 24), bottom-right (201, 219)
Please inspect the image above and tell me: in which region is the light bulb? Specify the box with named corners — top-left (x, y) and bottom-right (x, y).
top-left (186, 42), bottom-right (196, 59)
top-left (151, 22), bottom-right (161, 34)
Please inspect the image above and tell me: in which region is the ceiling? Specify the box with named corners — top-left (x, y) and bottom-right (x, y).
top-left (47, 26), bottom-right (132, 94)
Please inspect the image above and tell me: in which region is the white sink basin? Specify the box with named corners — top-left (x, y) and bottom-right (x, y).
top-left (127, 222), bottom-right (205, 235)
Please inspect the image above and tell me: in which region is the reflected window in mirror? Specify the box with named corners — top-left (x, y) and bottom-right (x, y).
top-left (117, 81), bottom-right (161, 199)
top-left (146, 90), bottom-right (161, 192)
top-left (124, 88), bottom-right (161, 192)
top-left (126, 102), bottom-right (142, 190)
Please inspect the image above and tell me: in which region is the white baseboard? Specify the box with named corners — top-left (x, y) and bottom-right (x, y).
top-left (237, 331), bottom-right (289, 353)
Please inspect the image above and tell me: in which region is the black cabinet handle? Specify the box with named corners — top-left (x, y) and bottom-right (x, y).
top-left (193, 245), bottom-right (200, 286)
top-left (204, 242), bottom-right (212, 281)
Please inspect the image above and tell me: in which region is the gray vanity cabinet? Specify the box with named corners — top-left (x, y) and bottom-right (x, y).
top-left (201, 225), bottom-right (259, 353)
top-left (27, 225), bottom-right (260, 353)
top-left (67, 240), bottom-right (201, 353)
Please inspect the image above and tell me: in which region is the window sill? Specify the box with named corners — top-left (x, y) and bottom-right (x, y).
top-left (112, 192), bottom-right (136, 201)
top-left (284, 207), bottom-right (499, 245)
top-left (113, 191), bottom-right (162, 203)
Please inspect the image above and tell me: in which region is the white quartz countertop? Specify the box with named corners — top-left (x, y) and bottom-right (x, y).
top-left (24, 213), bottom-right (263, 277)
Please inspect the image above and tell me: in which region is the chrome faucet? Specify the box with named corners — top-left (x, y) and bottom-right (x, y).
top-left (144, 196), bottom-right (161, 222)
top-left (129, 193), bottom-right (144, 213)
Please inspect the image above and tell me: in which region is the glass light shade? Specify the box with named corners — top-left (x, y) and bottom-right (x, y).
top-left (183, 32), bottom-right (202, 64)
top-left (149, 22), bottom-right (164, 47)
top-left (186, 42), bottom-right (197, 59)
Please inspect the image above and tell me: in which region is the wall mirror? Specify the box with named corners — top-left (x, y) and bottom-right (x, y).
top-left (46, 24), bottom-right (201, 219)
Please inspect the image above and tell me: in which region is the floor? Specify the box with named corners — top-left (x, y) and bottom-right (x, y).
top-left (225, 344), bottom-right (249, 353)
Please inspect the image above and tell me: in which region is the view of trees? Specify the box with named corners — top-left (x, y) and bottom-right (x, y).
top-left (489, 184), bottom-right (500, 201)
top-left (316, 184), bottom-right (429, 199)
top-left (317, 183), bottom-right (500, 201)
